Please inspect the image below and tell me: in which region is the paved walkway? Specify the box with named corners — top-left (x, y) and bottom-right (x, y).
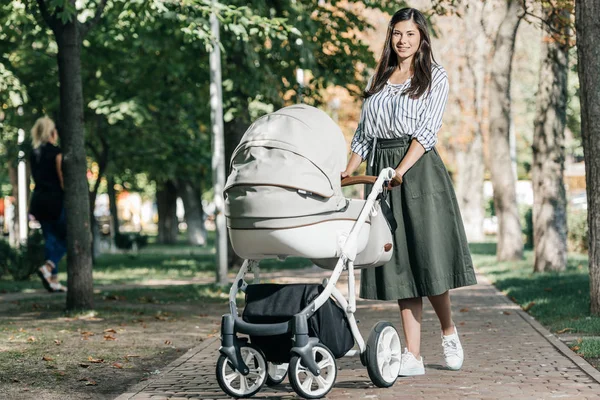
top-left (116, 268), bottom-right (600, 399)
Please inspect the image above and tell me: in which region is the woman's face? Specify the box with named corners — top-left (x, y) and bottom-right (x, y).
top-left (391, 19), bottom-right (421, 62)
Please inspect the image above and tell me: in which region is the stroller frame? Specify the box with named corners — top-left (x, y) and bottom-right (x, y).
top-left (218, 168), bottom-right (401, 398)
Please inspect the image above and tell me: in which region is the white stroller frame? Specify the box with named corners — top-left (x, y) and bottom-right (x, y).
top-left (217, 168), bottom-right (402, 399)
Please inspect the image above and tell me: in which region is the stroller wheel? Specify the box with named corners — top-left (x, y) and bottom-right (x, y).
top-left (216, 343), bottom-right (267, 398)
top-left (288, 344), bottom-right (336, 399)
top-left (266, 362), bottom-right (288, 386)
top-left (365, 321), bottom-right (401, 387)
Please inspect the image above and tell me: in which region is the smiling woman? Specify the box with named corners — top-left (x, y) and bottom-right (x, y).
top-left (342, 7), bottom-right (477, 378)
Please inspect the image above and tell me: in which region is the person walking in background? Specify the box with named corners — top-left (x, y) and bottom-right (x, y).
top-left (29, 116), bottom-right (67, 293)
top-left (342, 8), bottom-right (477, 376)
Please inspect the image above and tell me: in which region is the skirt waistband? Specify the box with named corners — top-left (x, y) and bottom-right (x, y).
top-left (368, 136), bottom-right (411, 167)
top-left (375, 136), bottom-right (411, 149)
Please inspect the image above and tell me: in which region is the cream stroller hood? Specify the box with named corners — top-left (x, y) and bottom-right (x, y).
top-left (224, 105), bottom-right (348, 219)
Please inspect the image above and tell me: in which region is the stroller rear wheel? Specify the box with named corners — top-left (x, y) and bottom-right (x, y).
top-left (288, 344), bottom-right (336, 399)
top-left (365, 321), bottom-right (401, 387)
top-left (266, 362), bottom-right (288, 386)
top-left (216, 343), bottom-right (267, 398)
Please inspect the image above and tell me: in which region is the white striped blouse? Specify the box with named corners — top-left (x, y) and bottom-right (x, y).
top-left (351, 64), bottom-right (449, 158)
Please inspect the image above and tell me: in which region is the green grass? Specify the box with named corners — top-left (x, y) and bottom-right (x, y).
top-left (0, 234), bottom-right (314, 294)
top-left (471, 242), bottom-right (600, 359)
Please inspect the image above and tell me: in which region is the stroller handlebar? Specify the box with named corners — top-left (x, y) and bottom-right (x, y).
top-left (341, 168), bottom-right (395, 187)
top-left (341, 175), bottom-right (377, 187)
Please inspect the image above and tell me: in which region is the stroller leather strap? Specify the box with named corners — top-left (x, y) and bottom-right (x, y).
top-left (341, 175), bottom-right (377, 186)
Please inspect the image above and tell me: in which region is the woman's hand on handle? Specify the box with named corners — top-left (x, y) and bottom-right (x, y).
top-left (387, 174), bottom-right (403, 189)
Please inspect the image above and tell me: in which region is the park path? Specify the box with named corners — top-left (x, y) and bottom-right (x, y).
top-left (113, 267), bottom-right (600, 400)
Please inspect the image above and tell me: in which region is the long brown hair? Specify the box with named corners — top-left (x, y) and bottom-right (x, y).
top-left (364, 8), bottom-right (436, 99)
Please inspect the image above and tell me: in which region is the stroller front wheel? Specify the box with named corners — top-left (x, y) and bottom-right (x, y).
top-left (216, 343), bottom-right (267, 398)
top-left (288, 344), bottom-right (337, 399)
top-left (365, 321), bottom-right (401, 387)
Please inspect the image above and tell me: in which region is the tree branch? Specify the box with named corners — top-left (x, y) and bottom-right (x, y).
top-left (35, 0), bottom-right (59, 31)
top-left (519, 0), bottom-right (573, 43)
top-left (81, 0), bottom-right (108, 38)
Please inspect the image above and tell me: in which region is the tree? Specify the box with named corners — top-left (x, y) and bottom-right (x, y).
top-left (488, 0), bottom-right (525, 261)
top-left (575, 0), bottom-right (600, 315)
top-left (531, 2), bottom-right (571, 272)
top-left (33, 0), bottom-right (108, 310)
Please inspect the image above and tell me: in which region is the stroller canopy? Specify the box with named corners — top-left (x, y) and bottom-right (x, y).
top-left (225, 105), bottom-right (348, 219)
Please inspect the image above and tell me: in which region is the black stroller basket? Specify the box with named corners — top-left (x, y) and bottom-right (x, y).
top-left (242, 283), bottom-right (354, 363)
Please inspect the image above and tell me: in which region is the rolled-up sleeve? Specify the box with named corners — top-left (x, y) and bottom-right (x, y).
top-left (412, 74), bottom-right (449, 152)
top-left (350, 76), bottom-right (374, 160)
top-left (350, 115), bottom-right (371, 160)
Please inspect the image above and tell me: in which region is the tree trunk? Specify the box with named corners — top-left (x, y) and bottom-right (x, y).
top-left (224, 99), bottom-right (250, 270)
top-left (453, 2), bottom-right (489, 242)
top-left (176, 179), bottom-right (207, 246)
top-left (455, 134), bottom-right (485, 242)
top-left (55, 22), bottom-right (94, 310)
top-left (156, 180), bottom-right (178, 245)
top-left (8, 162), bottom-right (20, 247)
top-left (575, 0), bottom-right (600, 315)
top-left (107, 175), bottom-right (119, 244)
top-left (488, 0), bottom-right (524, 261)
top-left (531, 6), bottom-right (569, 273)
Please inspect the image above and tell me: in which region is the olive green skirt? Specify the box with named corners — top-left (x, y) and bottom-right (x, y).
top-left (360, 137), bottom-right (477, 300)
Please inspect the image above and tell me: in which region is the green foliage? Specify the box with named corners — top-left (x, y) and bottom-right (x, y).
top-left (519, 205), bottom-right (533, 250)
top-left (567, 208), bottom-right (588, 253)
top-left (0, 229), bottom-right (45, 281)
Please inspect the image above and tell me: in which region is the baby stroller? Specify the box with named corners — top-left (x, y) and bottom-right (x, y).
top-left (217, 105), bottom-right (402, 399)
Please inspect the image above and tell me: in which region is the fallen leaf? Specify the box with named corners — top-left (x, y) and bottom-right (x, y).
top-left (85, 379), bottom-right (97, 386)
top-left (103, 335), bottom-right (117, 341)
top-left (54, 340), bottom-right (62, 345)
top-left (503, 311), bottom-right (511, 315)
top-left (56, 371), bottom-right (66, 376)
top-left (571, 345), bottom-right (580, 352)
top-left (42, 356), bottom-right (54, 362)
top-left (80, 331), bottom-right (94, 336)
top-left (103, 328), bottom-right (117, 334)
top-left (19, 328), bottom-right (26, 333)
top-left (126, 354), bottom-right (140, 358)
top-left (164, 340), bottom-right (172, 345)
top-left (112, 363), bottom-right (123, 369)
top-left (79, 364), bottom-right (90, 368)
top-left (522, 302), bottom-right (535, 312)
top-left (556, 328), bottom-right (573, 334)
top-left (27, 336), bottom-right (36, 342)
top-left (142, 323), bottom-right (147, 329)
top-left (459, 308), bottom-right (469, 313)
top-left (510, 296), bottom-right (518, 303)
top-left (88, 357), bottom-right (104, 363)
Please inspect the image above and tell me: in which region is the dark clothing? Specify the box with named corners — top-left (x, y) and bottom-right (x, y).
top-left (40, 208), bottom-right (67, 275)
top-left (29, 143), bottom-right (63, 221)
top-left (360, 137), bottom-right (477, 300)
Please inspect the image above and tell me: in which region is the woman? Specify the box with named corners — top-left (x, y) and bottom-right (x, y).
top-left (343, 8), bottom-right (477, 376)
top-left (29, 116), bottom-right (67, 293)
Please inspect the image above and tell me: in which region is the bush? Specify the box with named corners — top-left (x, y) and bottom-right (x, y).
top-left (568, 209), bottom-right (588, 253)
top-left (519, 205), bottom-right (534, 250)
top-left (0, 229), bottom-right (46, 281)
top-left (115, 232), bottom-right (148, 251)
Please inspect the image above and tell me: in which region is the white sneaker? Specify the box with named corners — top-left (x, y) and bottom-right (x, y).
top-left (442, 326), bottom-right (464, 370)
top-left (398, 348), bottom-right (425, 376)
